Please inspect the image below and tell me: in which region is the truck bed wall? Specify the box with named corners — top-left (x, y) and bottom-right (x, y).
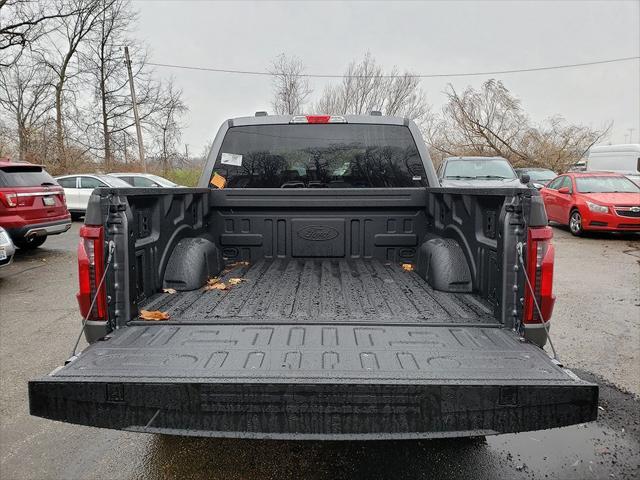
top-left (95, 187), bottom-right (526, 330)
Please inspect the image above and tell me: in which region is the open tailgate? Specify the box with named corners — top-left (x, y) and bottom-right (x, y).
top-left (29, 324), bottom-right (597, 440)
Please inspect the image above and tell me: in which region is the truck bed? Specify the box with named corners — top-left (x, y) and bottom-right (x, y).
top-left (138, 259), bottom-right (496, 326)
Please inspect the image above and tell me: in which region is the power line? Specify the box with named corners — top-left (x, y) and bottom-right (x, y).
top-left (146, 56), bottom-right (640, 79)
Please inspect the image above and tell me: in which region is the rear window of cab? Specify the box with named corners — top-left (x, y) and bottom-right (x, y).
top-left (211, 124), bottom-right (428, 188)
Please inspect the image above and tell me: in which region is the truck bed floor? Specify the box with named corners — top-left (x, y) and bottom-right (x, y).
top-left (139, 259), bottom-right (496, 325)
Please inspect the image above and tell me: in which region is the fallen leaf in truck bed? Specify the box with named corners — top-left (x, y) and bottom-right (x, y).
top-left (204, 277), bottom-right (227, 291)
top-left (139, 310), bottom-right (170, 321)
top-left (228, 278), bottom-right (246, 285)
top-left (162, 288), bottom-right (177, 294)
top-left (401, 263), bottom-right (414, 272)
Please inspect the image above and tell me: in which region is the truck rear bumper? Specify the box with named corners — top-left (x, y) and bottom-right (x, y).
top-left (29, 379), bottom-right (597, 440)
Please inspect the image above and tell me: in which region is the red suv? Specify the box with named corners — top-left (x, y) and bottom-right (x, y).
top-left (0, 160), bottom-right (71, 249)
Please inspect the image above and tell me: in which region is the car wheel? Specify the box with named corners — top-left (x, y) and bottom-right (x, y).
top-left (15, 235), bottom-right (47, 249)
top-left (569, 210), bottom-right (583, 236)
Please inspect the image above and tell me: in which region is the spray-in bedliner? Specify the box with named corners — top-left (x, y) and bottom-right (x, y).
top-left (139, 258), bottom-right (496, 325)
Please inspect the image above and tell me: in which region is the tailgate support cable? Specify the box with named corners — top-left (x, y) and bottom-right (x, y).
top-left (516, 242), bottom-right (559, 361)
top-left (68, 240), bottom-right (116, 361)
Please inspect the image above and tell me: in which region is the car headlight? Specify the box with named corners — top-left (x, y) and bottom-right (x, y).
top-left (586, 201), bottom-right (609, 213)
top-left (0, 230), bottom-right (9, 245)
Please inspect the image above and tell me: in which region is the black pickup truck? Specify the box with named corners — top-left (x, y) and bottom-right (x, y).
top-left (29, 114), bottom-right (597, 439)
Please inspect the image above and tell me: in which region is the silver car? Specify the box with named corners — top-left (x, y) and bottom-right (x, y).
top-left (0, 226), bottom-right (16, 267)
top-left (108, 173), bottom-right (181, 188)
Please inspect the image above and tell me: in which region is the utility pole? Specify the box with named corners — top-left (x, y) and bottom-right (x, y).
top-left (185, 144), bottom-right (189, 162)
top-left (124, 46), bottom-right (146, 172)
top-left (628, 128), bottom-right (635, 144)
top-left (123, 132), bottom-right (128, 163)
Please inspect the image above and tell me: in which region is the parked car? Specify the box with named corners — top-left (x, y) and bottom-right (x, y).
top-left (0, 226), bottom-right (16, 267)
top-left (540, 172), bottom-right (640, 236)
top-left (108, 172), bottom-right (180, 188)
top-left (30, 114), bottom-right (597, 440)
top-left (55, 174), bottom-right (132, 219)
top-left (515, 167), bottom-right (557, 189)
top-left (569, 160), bottom-right (587, 172)
top-left (586, 144), bottom-right (640, 185)
top-left (0, 160), bottom-right (71, 249)
top-left (437, 156), bottom-right (522, 187)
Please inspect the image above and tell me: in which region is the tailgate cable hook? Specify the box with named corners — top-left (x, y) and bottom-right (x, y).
top-left (68, 240), bottom-right (116, 362)
top-left (516, 241), bottom-right (559, 361)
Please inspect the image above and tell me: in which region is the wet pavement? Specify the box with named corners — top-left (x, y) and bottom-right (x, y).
top-left (1, 222), bottom-right (639, 479)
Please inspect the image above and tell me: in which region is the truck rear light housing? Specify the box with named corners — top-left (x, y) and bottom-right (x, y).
top-left (0, 191), bottom-right (17, 207)
top-left (290, 115), bottom-right (347, 124)
top-left (523, 226), bottom-right (555, 324)
top-left (77, 225), bottom-right (108, 321)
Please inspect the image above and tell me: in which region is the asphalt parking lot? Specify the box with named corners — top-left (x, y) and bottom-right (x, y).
top-left (1, 222), bottom-right (639, 480)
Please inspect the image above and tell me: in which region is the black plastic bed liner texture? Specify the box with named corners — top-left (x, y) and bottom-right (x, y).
top-left (42, 324), bottom-right (571, 383)
top-left (140, 258), bottom-right (495, 325)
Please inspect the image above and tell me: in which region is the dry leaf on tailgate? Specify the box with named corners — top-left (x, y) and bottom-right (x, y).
top-left (401, 263), bottom-right (414, 272)
top-left (139, 310), bottom-right (170, 321)
top-left (228, 278), bottom-right (246, 286)
top-left (162, 288), bottom-right (177, 294)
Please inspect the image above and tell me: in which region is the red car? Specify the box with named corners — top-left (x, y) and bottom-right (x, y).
top-left (0, 160), bottom-right (71, 249)
top-left (540, 172), bottom-right (640, 236)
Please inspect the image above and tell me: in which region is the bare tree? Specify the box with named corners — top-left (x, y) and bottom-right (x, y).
top-left (435, 80), bottom-right (530, 161)
top-left (38, 0), bottom-right (113, 169)
top-left (521, 116), bottom-right (610, 172)
top-left (268, 53), bottom-right (312, 115)
top-left (0, 0), bottom-right (81, 67)
top-left (428, 79), bottom-right (608, 170)
top-left (149, 79), bottom-right (187, 174)
top-left (0, 117), bottom-right (17, 158)
top-left (314, 53), bottom-right (432, 127)
top-left (0, 57), bottom-right (53, 161)
top-left (78, 0), bottom-right (136, 168)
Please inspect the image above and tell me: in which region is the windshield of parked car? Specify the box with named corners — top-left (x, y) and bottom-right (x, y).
top-left (101, 176), bottom-right (133, 188)
top-left (211, 124), bottom-right (427, 188)
top-left (0, 165), bottom-right (58, 187)
top-left (575, 176), bottom-right (640, 193)
top-left (525, 169), bottom-right (556, 182)
top-left (443, 159), bottom-right (516, 179)
top-left (147, 174), bottom-right (178, 187)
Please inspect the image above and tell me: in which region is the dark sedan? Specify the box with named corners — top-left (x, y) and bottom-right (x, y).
top-left (515, 168), bottom-right (557, 189)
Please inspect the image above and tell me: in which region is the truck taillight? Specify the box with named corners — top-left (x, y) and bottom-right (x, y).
top-left (77, 225), bottom-right (107, 321)
top-left (0, 191), bottom-right (17, 207)
top-left (523, 226), bottom-right (555, 324)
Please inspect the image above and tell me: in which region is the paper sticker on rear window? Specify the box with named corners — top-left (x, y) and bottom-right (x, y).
top-left (210, 173), bottom-right (226, 189)
top-left (221, 152), bottom-right (243, 166)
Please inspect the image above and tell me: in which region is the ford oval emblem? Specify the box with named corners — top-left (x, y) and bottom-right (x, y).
top-left (297, 225), bottom-right (339, 241)
top-left (631, 206), bottom-right (640, 213)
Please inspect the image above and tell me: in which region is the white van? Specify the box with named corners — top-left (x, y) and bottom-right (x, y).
top-left (586, 144), bottom-right (640, 184)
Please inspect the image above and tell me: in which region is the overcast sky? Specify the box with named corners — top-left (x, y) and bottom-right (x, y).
top-left (135, 0), bottom-right (640, 156)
